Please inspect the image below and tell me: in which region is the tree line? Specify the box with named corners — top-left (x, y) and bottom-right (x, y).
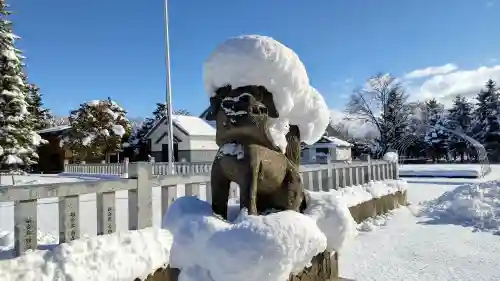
top-left (338, 73), bottom-right (500, 163)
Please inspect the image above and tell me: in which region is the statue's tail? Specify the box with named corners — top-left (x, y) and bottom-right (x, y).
top-left (285, 125), bottom-right (301, 167)
top-left (285, 125), bottom-right (310, 213)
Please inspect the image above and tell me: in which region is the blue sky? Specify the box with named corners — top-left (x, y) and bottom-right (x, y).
top-left (10, 0), bottom-right (500, 118)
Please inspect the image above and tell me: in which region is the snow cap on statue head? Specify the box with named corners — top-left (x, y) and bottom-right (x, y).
top-left (202, 34), bottom-right (331, 146)
top-left (202, 35), bottom-right (310, 117)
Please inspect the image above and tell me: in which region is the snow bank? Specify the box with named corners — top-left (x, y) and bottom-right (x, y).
top-left (0, 227), bottom-right (173, 281)
top-left (203, 35), bottom-right (330, 151)
top-left (420, 181), bottom-right (500, 233)
top-left (162, 192), bottom-right (357, 281)
top-left (357, 213), bottom-right (392, 232)
top-left (338, 180), bottom-right (408, 207)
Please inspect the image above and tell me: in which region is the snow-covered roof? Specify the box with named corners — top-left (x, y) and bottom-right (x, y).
top-left (304, 136), bottom-right (352, 148)
top-left (38, 125), bottom-right (71, 134)
top-left (324, 136), bottom-right (352, 147)
top-left (172, 115), bottom-right (215, 136)
top-left (145, 115), bottom-right (216, 139)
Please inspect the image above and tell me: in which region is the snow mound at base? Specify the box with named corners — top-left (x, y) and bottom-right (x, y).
top-left (162, 192), bottom-right (357, 281)
top-left (420, 180), bottom-right (500, 233)
top-left (202, 35), bottom-right (330, 150)
top-left (0, 228), bottom-right (173, 281)
top-left (303, 190), bottom-right (358, 252)
top-left (383, 152), bottom-right (398, 163)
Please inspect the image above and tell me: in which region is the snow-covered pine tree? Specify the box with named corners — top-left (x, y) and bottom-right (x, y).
top-left (398, 102), bottom-right (428, 160)
top-left (379, 85), bottom-right (410, 155)
top-left (64, 98), bottom-right (131, 162)
top-left (423, 99), bottom-right (450, 162)
top-left (0, 1), bottom-right (44, 172)
top-left (472, 79), bottom-right (500, 161)
top-left (447, 95), bottom-right (473, 162)
top-left (26, 83), bottom-right (53, 130)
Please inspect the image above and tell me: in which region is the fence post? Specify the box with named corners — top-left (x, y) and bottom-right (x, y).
top-left (128, 162), bottom-right (153, 230)
top-left (161, 185), bottom-right (178, 219)
top-left (393, 162), bottom-right (399, 179)
top-left (123, 157), bottom-right (130, 177)
top-left (14, 200), bottom-right (37, 257)
top-left (63, 159), bottom-right (69, 172)
top-left (96, 192), bottom-right (116, 235)
top-left (205, 182), bottom-right (212, 203)
top-left (326, 162), bottom-right (334, 190)
top-left (59, 195), bottom-right (80, 243)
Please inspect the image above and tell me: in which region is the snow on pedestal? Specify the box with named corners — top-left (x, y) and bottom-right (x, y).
top-left (161, 194), bottom-right (357, 281)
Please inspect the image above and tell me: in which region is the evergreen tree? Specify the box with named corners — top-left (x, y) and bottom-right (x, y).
top-left (424, 99), bottom-right (450, 162)
top-left (472, 79), bottom-right (500, 161)
top-left (379, 85), bottom-right (409, 155)
top-left (398, 102), bottom-right (428, 160)
top-left (26, 83), bottom-right (53, 130)
top-left (64, 98), bottom-right (131, 162)
top-left (0, 1), bottom-right (44, 171)
top-left (447, 95), bottom-right (473, 162)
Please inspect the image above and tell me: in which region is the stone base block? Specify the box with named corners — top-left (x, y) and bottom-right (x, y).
top-left (348, 190), bottom-right (408, 223)
top-left (137, 252), bottom-right (342, 281)
top-left (289, 251), bottom-right (338, 281)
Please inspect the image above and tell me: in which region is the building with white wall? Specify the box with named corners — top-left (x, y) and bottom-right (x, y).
top-left (144, 115), bottom-right (218, 163)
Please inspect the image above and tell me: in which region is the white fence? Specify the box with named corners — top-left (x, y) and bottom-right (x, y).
top-left (63, 159), bottom-right (212, 176)
top-left (1, 160), bottom-right (398, 258)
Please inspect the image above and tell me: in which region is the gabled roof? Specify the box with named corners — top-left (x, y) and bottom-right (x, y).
top-left (144, 115), bottom-right (216, 140)
top-left (38, 125), bottom-right (71, 135)
top-left (317, 136), bottom-right (352, 147)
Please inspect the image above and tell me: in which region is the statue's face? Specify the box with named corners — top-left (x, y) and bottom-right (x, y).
top-left (210, 85), bottom-right (279, 147)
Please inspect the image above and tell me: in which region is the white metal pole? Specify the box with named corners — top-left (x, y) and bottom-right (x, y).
top-left (163, 0), bottom-right (175, 174)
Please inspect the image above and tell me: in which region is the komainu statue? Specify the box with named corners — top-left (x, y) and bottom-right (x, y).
top-left (206, 84), bottom-right (306, 219)
top-left (160, 34), bottom-right (348, 281)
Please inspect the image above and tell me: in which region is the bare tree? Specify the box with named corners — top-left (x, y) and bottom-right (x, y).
top-left (346, 73), bottom-right (412, 155)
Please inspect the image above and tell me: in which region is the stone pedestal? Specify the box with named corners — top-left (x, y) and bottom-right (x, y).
top-left (289, 251), bottom-right (338, 281)
top-left (139, 252), bottom-right (340, 281)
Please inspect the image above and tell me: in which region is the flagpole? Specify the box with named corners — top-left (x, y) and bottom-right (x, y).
top-left (163, 0), bottom-right (175, 174)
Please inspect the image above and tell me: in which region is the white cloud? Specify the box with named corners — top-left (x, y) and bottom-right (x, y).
top-left (409, 64), bottom-right (500, 106)
top-left (403, 63), bottom-right (459, 79)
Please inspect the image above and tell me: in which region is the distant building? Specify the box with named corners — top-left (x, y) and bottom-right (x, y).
top-left (301, 135), bottom-right (353, 164)
top-left (144, 115), bottom-right (217, 163)
top-left (36, 125), bottom-right (71, 173)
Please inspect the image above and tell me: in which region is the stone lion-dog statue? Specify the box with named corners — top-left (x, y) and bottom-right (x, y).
top-left (206, 84), bottom-right (306, 220)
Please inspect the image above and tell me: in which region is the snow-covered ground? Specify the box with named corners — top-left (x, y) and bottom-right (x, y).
top-left (399, 163), bottom-right (486, 178)
top-left (340, 165), bottom-right (500, 281)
